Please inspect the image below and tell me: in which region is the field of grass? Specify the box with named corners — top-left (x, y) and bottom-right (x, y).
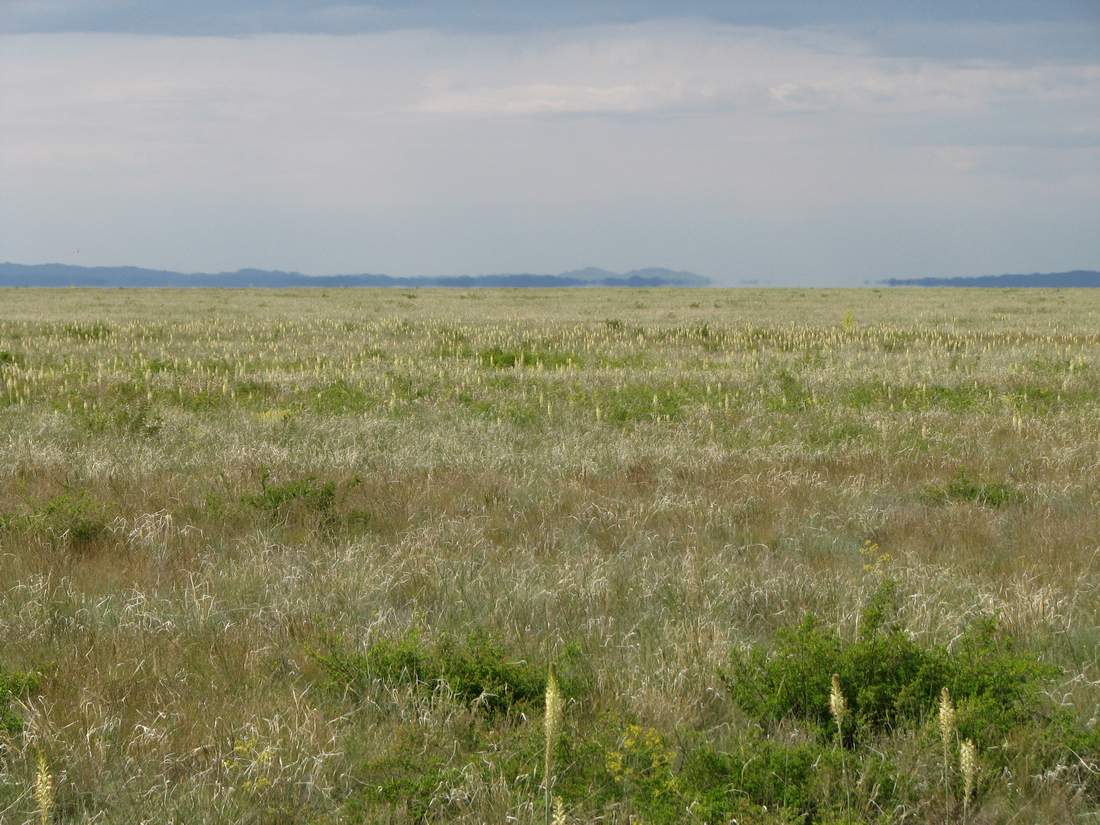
top-left (1, 287), bottom-right (1099, 824)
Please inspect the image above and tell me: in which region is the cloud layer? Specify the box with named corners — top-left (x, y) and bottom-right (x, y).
top-left (1, 19), bottom-right (1098, 282)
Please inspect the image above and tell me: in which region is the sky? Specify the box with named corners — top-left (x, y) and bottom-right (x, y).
top-left (1, 1), bottom-right (1098, 285)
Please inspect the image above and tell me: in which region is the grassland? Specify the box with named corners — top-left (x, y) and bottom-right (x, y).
top-left (1, 287), bottom-right (1099, 824)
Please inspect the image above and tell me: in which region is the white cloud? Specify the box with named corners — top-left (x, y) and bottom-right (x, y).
top-left (407, 23), bottom-right (1100, 118)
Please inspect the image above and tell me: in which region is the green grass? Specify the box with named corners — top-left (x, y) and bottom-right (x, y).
top-left (920, 472), bottom-right (1022, 508)
top-left (0, 287), bottom-right (1099, 823)
top-left (0, 665), bottom-right (41, 734)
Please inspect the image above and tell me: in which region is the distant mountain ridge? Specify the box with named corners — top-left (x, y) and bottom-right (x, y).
top-left (881, 270), bottom-right (1100, 288)
top-left (0, 262), bottom-right (710, 288)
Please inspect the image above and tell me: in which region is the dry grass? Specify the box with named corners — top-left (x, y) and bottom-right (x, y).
top-left (0, 287), bottom-right (1098, 823)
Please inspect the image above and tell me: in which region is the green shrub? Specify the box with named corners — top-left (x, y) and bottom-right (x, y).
top-left (0, 666), bottom-right (42, 734)
top-left (350, 752), bottom-right (465, 823)
top-left (315, 632), bottom-right (548, 715)
top-left (723, 580), bottom-right (1058, 748)
top-left (7, 491), bottom-right (111, 548)
top-left (598, 726), bottom-right (869, 825)
top-left (679, 737), bottom-right (832, 822)
top-left (342, 717), bottom-right (531, 824)
top-left (43, 492), bottom-right (109, 545)
top-left (242, 472), bottom-right (337, 517)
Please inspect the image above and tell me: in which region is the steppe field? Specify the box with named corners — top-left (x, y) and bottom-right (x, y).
top-left (2, 287), bottom-right (1100, 825)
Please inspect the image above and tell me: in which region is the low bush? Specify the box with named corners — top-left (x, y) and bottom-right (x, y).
top-left (0, 491), bottom-right (111, 548)
top-left (678, 736), bottom-right (849, 824)
top-left (314, 632), bottom-right (547, 715)
top-left (0, 666), bottom-right (41, 734)
top-left (599, 726), bottom-right (876, 825)
top-left (242, 472), bottom-right (338, 518)
top-left (723, 580), bottom-right (1057, 749)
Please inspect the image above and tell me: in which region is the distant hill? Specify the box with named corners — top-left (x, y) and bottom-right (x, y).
top-left (881, 270), bottom-right (1100, 288)
top-left (0, 262), bottom-right (710, 288)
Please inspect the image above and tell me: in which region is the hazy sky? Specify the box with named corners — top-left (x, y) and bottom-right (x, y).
top-left (2, 1), bottom-right (1098, 284)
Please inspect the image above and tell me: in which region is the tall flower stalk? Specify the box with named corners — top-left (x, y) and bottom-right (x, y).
top-left (544, 663), bottom-right (563, 825)
top-left (828, 673), bottom-right (851, 818)
top-left (34, 753), bottom-right (54, 825)
top-left (960, 739), bottom-right (978, 820)
top-left (938, 686), bottom-right (956, 789)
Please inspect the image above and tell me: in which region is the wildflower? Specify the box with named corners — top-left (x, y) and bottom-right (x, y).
top-left (544, 663), bottom-right (564, 825)
top-left (960, 738), bottom-right (978, 815)
top-left (829, 673), bottom-right (847, 742)
top-left (551, 796), bottom-right (567, 825)
top-left (34, 753), bottom-right (53, 825)
top-left (938, 686), bottom-right (956, 775)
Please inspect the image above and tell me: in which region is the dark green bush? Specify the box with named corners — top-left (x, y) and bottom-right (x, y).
top-left (343, 716), bottom-right (541, 823)
top-left (723, 580), bottom-right (1058, 748)
top-left (598, 726), bottom-right (869, 825)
